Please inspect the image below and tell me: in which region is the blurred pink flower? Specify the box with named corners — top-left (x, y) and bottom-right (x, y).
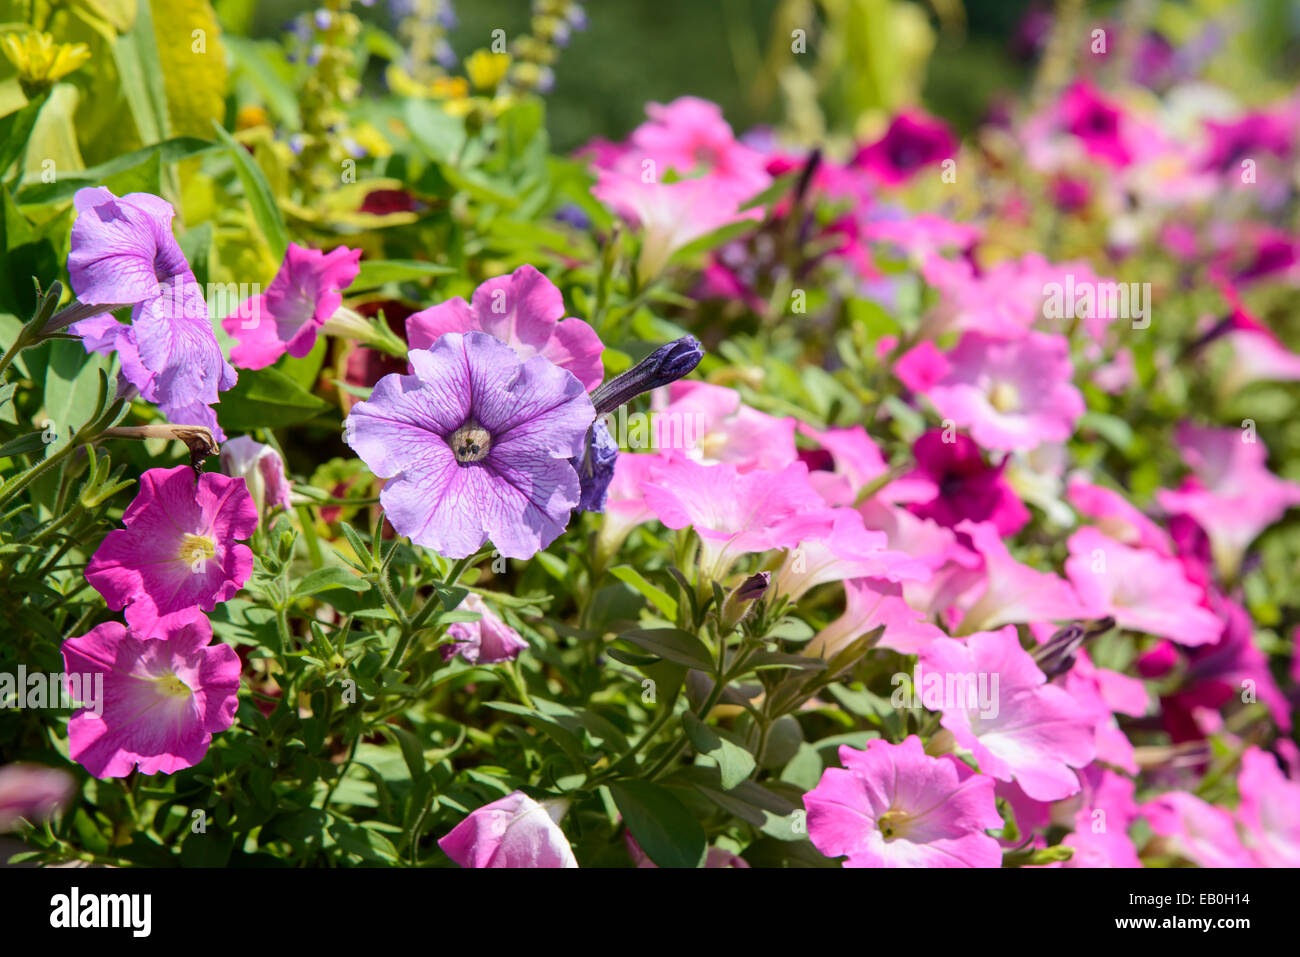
top-left (852, 112), bottom-right (957, 186)
top-left (653, 380), bottom-right (796, 470)
top-left (772, 508), bottom-right (930, 601)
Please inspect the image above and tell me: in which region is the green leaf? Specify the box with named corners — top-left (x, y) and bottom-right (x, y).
top-left (0, 95), bottom-right (49, 182)
top-left (113, 0), bottom-right (171, 145)
top-left (608, 565), bottom-right (677, 619)
top-left (0, 430), bottom-right (48, 458)
top-left (216, 365), bottom-right (330, 431)
top-left (211, 119), bottom-right (288, 261)
top-left (608, 780), bottom-right (707, 868)
top-left (351, 259), bottom-right (455, 289)
top-left (42, 338), bottom-right (108, 455)
top-left (682, 712), bottom-right (755, 790)
top-left (292, 566), bottom-right (370, 599)
top-left (16, 137), bottom-right (216, 207)
top-left (618, 628), bottom-right (713, 671)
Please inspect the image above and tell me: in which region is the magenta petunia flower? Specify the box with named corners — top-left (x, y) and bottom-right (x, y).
top-left (64, 188), bottom-right (236, 439)
top-left (223, 242), bottom-right (361, 370)
top-left (852, 112), bottom-right (957, 186)
top-left (628, 96), bottom-right (772, 194)
top-left (922, 331), bottom-right (1084, 452)
top-left (1058, 81), bottom-right (1133, 167)
top-left (918, 626), bottom-right (1097, 801)
top-left (439, 791), bottom-right (577, 868)
top-left (904, 430), bottom-right (1030, 536)
top-left (85, 466), bottom-right (257, 635)
top-left (803, 736), bottom-right (1003, 868)
top-left (640, 457), bottom-right (830, 580)
top-left (61, 610), bottom-right (241, 779)
top-left (441, 593), bottom-right (529, 664)
top-left (1064, 527), bottom-right (1221, 646)
top-left (344, 332), bottom-right (595, 559)
top-left (406, 265), bottom-right (604, 391)
top-left (1065, 477), bottom-right (1173, 556)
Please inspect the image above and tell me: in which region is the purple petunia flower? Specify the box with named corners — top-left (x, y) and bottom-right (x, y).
top-left (344, 331), bottom-right (595, 559)
top-left (63, 188), bottom-right (237, 440)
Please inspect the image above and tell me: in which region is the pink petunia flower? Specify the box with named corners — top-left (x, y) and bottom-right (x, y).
top-left (1066, 477), bottom-right (1173, 556)
top-left (640, 458), bottom-right (829, 580)
top-left (1155, 422), bottom-right (1300, 579)
top-left (61, 610), bottom-right (241, 779)
top-left (1049, 766), bottom-right (1142, 868)
top-left (652, 380), bottom-right (796, 471)
top-left (440, 593), bottom-right (529, 665)
top-left (628, 96), bottom-right (772, 194)
top-left (1058, 81), bottom-right (1134, 167)
top-left (952, 520), bottom-right (1091, 634)
top-left (1237, 747), bottom-right (1300, 867)
top-left (344, 332), bottom-right (595, 560)
top-left (439, 791), bottom-right (577, 868)
top-left (1064, 527), bottom-right (1220, 646)
top-left (806, 577), bottom-right (945, 658)
top-left (922, 331), bottom-right (1084, 452)
top-left (1141, 791), bottom-right (1256, 867)
top-left (592, 169), bottom-right (764, 279)
top-left (804, 736), bottom-right (1003, 868)
top-left (405, 265), bottom-right (604, 391)
top-left (773, 509), bottom-right (930, 601)
top-left (918, 626), bottom-right (1096, 801)
top-left (85, 466), bottom-right (257, 635)
top-left (223, 242), bottom-right (362, 370)
top-left (795, 423), bottom-right (892, 506)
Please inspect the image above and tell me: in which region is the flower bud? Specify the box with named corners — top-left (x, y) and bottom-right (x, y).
top-left (590, 336), bottom-right (704, 416)
top-left (220, 436), bottom-right (293, 521)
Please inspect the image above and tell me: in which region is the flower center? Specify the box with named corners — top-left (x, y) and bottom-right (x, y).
top-left (988, 380), bottom-right (1020, 413)
top-left (179, 533), bottom-right (216, 566)
top-left (877, 809), bottom-right (912, 840)
top-left (156, 672), bottom-right (192, 699)
top-left (450, 420), bottom-right (492, 464)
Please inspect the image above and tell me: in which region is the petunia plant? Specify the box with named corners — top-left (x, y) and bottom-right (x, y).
top-left (0, 0), bottom-right (1297, 873)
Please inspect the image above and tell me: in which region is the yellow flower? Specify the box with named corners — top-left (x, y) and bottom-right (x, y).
top-left (464, 49), bottom-right (511, 92)
top-left (1, 31), bottom-right (91, 97)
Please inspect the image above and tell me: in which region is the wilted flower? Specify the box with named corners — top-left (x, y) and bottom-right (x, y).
top-left (441, 593), bottom-right (529, 664)
top-left (219, 436), bottom-right (293, 520)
